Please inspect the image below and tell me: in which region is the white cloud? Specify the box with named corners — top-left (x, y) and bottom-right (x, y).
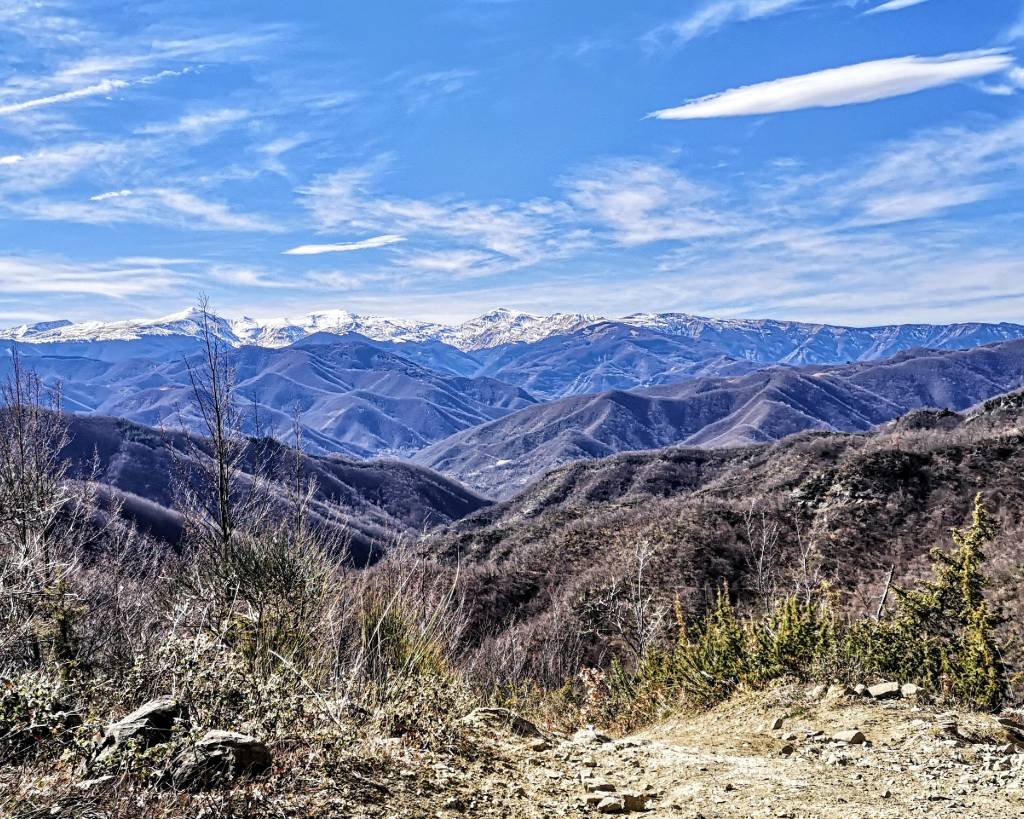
top-left (208, 265), bottom-right (290, 288)
top-left (0, 155), bottom-right (23, 165)
top-left (90, 189), bottom-right (132, 201)
top-left (398, 249), bottom-right (495, 273)
top-left (131, 189), bottom-right (282, 232)
top-left (0, 78), bottom-right (129, 116)
top-left (832, 117), bottom-right (1024, 224)
top-left (859, 185), bottom-right (997, 223)
top-left (0, 255), bottom-right (188, 299)
top-left (401, 69), bottom-right (477, 111)
top-left (863, 0), bottom-right (931, 15)
top-left (136, 107), bottom-right (250, 138)
top-left (649, 50), bottom-right (1016, 120)
top-left (299, 160), bottom-right (571, 269)
top-left (304, 270), bottom-right (395, 290)
top-left (564, 160), bottom-right (743, 245)
top-left (1007, 11), bottom-right (1024, 42)
top-left (0, 69), bottom-right (184, 117)
top-left (0, 141), bottom-right (134, 193)
top-left (13, 187), bottom-right (281, 232)
top-left (647, 1), bottom-right (807, 45)
top-left (259, 136), bottom-right (307, 157)
top-left (283, 235), bottom-right (406, 255)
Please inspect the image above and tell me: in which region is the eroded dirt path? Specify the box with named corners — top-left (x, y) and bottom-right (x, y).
top-left (453, 686), bottom-right (1024, 818)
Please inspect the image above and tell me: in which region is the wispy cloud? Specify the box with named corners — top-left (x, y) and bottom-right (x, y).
top-left (208, 265), bottom-right (292, 288)
top-left (0, 255), bottom-right (189, 299)
top-left (1009, 10), bottom-right (1024, 42)
top-left (90, 189), bottom-right (132, 201)
top-left (13, 187), bottom-right (281, 232)
top-left (400, 69), bottom-right (477, 111)
top-left (136, 107), bottom-right (250, 139)
top-left (563, 160), bottom-right (743, 245)
top-left (0, 140), bottom-right (135, 193)
top-left (298, 159), bottom-right (575, 272)
top-left (649, 50), bottom-right (1016, 120)
top-left (646, 0), bottom-right (807, 46)
top-left (863, 0), bottom-right (931, 15)
top-left (831, 116), bottom-right (1024, 224)
top-left (283, 235), bottom-right (406, 255)
top-left (0, 70), bottom-right (185, 117)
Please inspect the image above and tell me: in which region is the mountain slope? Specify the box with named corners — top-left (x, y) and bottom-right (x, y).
top-left (6, 334), bottom-right (536, 458)
top-left (620, 313), bottom-right (1024, 364)
top-left (423, 390), bottom-right (1024, 685)
top-left (415, 340), bottom-right (1024, 497)
top-left (63, 414), bottom-right (488, 563)
top-left (470, 322), bottom-right (759, 400)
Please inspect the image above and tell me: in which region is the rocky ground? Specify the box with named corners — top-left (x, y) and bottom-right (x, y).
top-left (9, 682), bottom-right (1024, 818)
top-left (421, 684), bottom-right (1024, 818)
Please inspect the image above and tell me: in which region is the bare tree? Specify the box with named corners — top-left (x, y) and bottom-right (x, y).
top-left (743, 501), bottom-right (782, 612)
top-left (0, 347), bottom-right (113, 667)
top-left (791, 513), bottom-right (827, 603)
top-left (172, 295), bottom-right (271, 550)
top-left (583, 537), bottom-right (667, 661)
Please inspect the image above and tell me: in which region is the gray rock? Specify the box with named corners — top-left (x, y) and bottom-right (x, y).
top-left (833, 730), bottom-right (866, 744)
top-left (96, 696), bottom-right (185, 762)
top-left (595, 795), bottom-right (624, 813)
top-left (461, 707), bottom-right (542, 738)
top-left (572, 727), bottom-right (612, 745)
top-left (621, 791), bottom-right (648, 811)
top-left (172, 730), bottom-right (271, 790)
top-left (825, 684), bottom-right (856, 701)
top-left (768, 716), bottom-right (786, 731)
top-left (854, 684), bottom-right (868, 696)
top-left (867, 682), bottom-right (901, 700)
top-left (900, 683), bottom-right (922, 698)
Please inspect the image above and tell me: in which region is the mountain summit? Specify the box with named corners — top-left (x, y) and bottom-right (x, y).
top-left (4, 307), bottom-right (1023, 356)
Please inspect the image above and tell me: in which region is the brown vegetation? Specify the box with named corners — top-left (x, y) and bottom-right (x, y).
top-left (0, 307), bottom-right (1021, 815)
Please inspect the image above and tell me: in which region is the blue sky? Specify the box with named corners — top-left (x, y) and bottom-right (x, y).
top-left (1, 0), bottom-right (1023, 326)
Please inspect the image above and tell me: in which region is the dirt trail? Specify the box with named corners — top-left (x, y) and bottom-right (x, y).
top-left (450, 686), bottom-right (1024, 818)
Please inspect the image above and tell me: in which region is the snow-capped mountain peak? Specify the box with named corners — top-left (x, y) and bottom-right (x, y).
top-left (439, 308), bottom-right (602, 350)
top-left (0, 319), bottom-right (74, 339)
top-left (4, 307), bottom-right (1023, 359)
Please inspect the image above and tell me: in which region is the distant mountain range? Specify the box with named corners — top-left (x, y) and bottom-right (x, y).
top-left (5, 305), bottom-right (1023, 356)
top-left (9, 334), bottom-right (537, 459)
top-left (0, 306), bottom-right (599, 353)
top-left (415, 340), bottom-right (1024, 497)
top-left (4, 306), bottom-right (1024, 498)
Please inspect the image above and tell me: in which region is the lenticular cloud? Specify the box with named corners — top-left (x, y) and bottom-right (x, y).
top-left (649, 50), bottom-right (1015, 120)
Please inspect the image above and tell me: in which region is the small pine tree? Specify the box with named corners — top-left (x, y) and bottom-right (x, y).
top-left (747, 593), bottom-right (837, 685)
top-left (670, 586), bottom-right (746, 706)
top-left (865, 494), bottom-right (1007, 710)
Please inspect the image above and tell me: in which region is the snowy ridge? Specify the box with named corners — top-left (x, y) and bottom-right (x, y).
top-left (3, 306), bottom-right (1024, 357)
top-left (0, 306), bottom-right (602, 352)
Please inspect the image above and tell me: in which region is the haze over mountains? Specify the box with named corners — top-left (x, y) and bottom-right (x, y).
top-left (4, 305), bottom-right (1024, 499)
